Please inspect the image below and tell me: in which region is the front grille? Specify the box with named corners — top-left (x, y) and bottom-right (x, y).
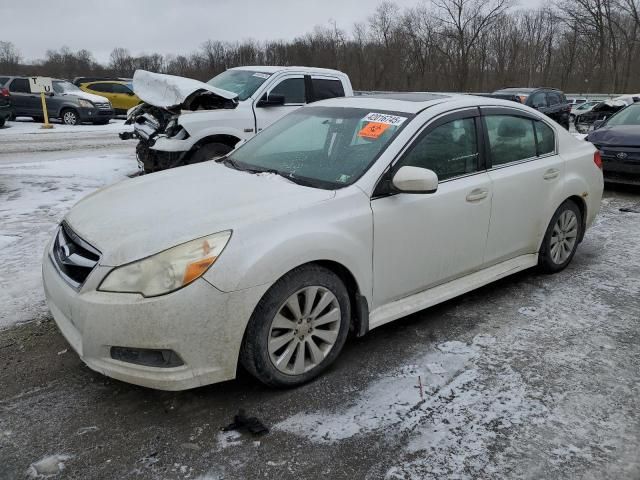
top-left (94, 102), bottom-right (112, 110)
top-left (51, 223), bottom-right (100, 288)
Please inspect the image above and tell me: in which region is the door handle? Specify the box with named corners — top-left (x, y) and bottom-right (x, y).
top-left (466, 188), bottom-right (489, 202)
top-left (543, 168), bottom-right (560, 180)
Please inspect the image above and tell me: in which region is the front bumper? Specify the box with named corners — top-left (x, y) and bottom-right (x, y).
top-left (78, 106), bottom-right (114, 122)
top-left (599, 146), bottom-right (640, 185)
top-left (43, 246), bottom-right (270, 391)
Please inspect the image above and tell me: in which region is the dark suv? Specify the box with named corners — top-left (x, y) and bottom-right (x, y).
top-left (4, 76), bottom-right (114, 125)
top-left (489, 88), bottom-right (571, 129)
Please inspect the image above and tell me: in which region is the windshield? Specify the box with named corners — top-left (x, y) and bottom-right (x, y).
top-left (52, 81), bottom-right (81, 94)
top-left (226, 106), bottom-right (412, 189)
top-left (606, 104), bottom-right (640, 127)
top-left (207, 70), bottom-right (271, 101)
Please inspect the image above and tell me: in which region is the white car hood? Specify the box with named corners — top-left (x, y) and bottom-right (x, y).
top-left (65, 90), bottom-right (109, 104)
top-left (132, 70), bottom-right (237, 108)
top-left (65, 162), bottom-right (335, 266)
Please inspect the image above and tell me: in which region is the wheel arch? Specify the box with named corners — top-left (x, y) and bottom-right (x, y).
top-left (565, 194), bottom-right (587, 242)
top-left (192, 133), bottom-right (241, 151)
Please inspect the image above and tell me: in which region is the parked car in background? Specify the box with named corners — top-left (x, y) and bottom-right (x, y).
top-left (122, 66), bottom-right (353, 173)
top-left (490, 87), bottom-right (571, 129)
top-left (4, 76), bottom-right (114, 125)
top-left (570, 100), bottom-right (601, 123)
top-left (586, 102), bottom-right (640, 185)
top-left (79, 80), bottom-right (140, 114)
top-left (567, 98), bottom-right (588, 107)
top-left (44, 93), bottom-right (602, 390)
top-left (0, 85), bottom-right (12, 127)
top-left (575, 99), bottom-right (629, 133)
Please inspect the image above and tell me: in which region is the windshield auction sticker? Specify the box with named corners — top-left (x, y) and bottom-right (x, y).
top-left (358, 122), bottom-right (390, 139)
top-left (363, 112), bottom-right (407, 126)
top-left (252, 72), bottom-right (271, 79)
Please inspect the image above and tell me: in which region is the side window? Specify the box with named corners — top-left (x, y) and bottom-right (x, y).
top-left (530, 92), bottom-right (547, 108)
top-left (312, 78), bottom-right (345, 101)
top-left (112, 83), bottom-right (131, 94)
top-left (90, 83), bottom-right (113, 93)
top-left (9, 78), bottom-right (30, 93)
top-left (399, 118), bottom-right (479, 181)
top-left (547, 93), bottom-right (561, 106)
top-left (485, 115), bottom-right (537, 165)
top-left (270, 78), bottom-right (305, 104)
top-left (535, 121), bottom-right (555, 155)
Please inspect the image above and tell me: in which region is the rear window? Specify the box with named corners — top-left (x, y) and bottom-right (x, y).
top-left (312, 78), bottom-right (345, 101)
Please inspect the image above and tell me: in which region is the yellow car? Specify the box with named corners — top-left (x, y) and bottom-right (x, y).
top-left (79, 81), bottom-right (140, 114)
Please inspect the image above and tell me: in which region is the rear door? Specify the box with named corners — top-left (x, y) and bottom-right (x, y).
top-left (481, 107), bottom-right (565, 264)
top-left (8, 78), bottom-right (39, 116)
top-left (546, 92), bottom-right (564, 124)
top-left (253, 75), bottom-right (306, 133)
top-left (310, 77), bottom-right (345, 102)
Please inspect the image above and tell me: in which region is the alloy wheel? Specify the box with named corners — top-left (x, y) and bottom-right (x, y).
top-left (63, 111), bottom-right (78, 125)
top-left (268, 286), bottom-right (341, 375)
top-left (550, 210), bottom-right (578, 264)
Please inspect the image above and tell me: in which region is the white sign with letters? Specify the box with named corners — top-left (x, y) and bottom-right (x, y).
top-left (28, 76), bottom-right (53, 94)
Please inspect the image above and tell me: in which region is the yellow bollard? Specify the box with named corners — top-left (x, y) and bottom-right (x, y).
top-left (40, 91), bottom-right (54, 129)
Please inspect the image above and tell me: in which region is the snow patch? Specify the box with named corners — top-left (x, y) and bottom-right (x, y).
top-left (26, 454), bottom-right (71, 477)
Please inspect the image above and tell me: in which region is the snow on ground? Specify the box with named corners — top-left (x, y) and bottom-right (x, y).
top-left (0, 117), bottom-right (129, 136)
top-left (274, 196), bottom-right (640, 479)
top-left (0, 125), bottom-right (137, 328)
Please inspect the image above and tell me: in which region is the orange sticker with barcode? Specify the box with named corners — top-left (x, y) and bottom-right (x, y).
top-left (358, 122), bottom-right (390, 139)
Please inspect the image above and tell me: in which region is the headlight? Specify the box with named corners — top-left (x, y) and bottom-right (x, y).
top-left (99, 231), bottom-right (231, 297)
top-left (79, 99), bottom-right (94, 108)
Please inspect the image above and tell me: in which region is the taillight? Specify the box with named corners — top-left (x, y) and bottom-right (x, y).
top-left (0, 88), bottom-right (9, 97)
top-left (594, 150), bottom-right (603, 169)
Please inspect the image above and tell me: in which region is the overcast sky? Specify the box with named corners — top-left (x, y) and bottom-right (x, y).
top-left (3, 0), bottom-right (426, 64)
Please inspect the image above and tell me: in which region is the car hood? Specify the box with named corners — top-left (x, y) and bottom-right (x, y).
top-left (587, 126), bottom-right (640, 147)
top-left (64, 162), bottom-right (335, 266)
top-left (132, 70), bottom-right (238, 108)
top-left (65, 90), bottom-right (109, 104)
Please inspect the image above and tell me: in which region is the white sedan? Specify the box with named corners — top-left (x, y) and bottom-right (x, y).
top-left (43, 93), bottom-right (604, 390)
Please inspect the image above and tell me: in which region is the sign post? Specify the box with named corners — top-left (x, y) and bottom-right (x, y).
top-left (28, 77), bottom-right (54, 129)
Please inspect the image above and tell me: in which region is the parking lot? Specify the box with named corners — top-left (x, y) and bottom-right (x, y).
top-left (0, 118), bottom-right (638, 479)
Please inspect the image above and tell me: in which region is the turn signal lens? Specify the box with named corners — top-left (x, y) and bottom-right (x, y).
top-left (183, 257), bottom-right (217, 284)
top-left (594, 151), bottom-right (603, 169)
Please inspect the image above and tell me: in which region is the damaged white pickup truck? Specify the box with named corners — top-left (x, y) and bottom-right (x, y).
top-left (121, 66), bottom-right (354, 172)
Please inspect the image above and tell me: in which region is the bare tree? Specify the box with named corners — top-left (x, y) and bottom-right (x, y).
top-left (432, 0), bottom-right (511, 90)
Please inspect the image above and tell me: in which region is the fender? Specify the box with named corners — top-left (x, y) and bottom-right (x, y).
top-left (203, 190), bottom-right (374, 306)
top-left (152, 128), bottom-right (243, 153)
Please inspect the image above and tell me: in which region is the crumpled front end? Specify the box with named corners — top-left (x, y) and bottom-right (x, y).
top-left (119, 70), bottom-right (238, 173)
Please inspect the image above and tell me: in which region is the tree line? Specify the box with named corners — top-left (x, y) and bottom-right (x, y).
top-left (1, 0), bottom-right (639, 94)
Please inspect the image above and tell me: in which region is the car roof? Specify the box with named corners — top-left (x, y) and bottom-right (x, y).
top-left (314, 93), bottom-right (533, 115)
top-left (230, 65), bottom-right (347, 76)
top-left (494, 87), bottom-right (562, 94)
top-left (84, 80), bottom-right (130, 84)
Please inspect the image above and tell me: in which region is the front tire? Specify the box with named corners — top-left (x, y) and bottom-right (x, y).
top-left (61, 109), bottom-right (80, 125)
top-left (539, 200), bottom-right (582, 273)
top-left (240, 265), bottom-right (351, 388)
top-left (188, 142), bottom-right (233, 164)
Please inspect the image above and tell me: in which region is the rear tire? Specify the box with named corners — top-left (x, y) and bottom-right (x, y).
top-left (0, 117), bottom-right (5, 128)
top-left (188, 142), bottom-right (233, 164)
top-left (61, 109), bottom-right (80, 125)
top-left (240, 265), bottom-right (351, 388)
top-left (32, 116), bottom-right (44, 123)
top-left (539, 200), bottom-right (582, 273)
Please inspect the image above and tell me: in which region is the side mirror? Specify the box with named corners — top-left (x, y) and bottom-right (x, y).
top-left (127, 91), bottom-right (135, 96)
top-left (392, 166), bottom-right (438, 194)
top-left (46, 92), bottom-right (55, 97)
top-left (257, 93), bottom-right (285, 107)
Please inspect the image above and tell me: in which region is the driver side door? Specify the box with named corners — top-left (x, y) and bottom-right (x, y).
top-left (371, 109), bottom-right (492, 310)
top-left (253, 75), bottom-right (307, 133)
